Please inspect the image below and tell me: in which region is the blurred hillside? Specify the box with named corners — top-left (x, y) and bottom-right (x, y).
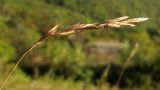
top-left (0, 0), bottom-right (160, 90)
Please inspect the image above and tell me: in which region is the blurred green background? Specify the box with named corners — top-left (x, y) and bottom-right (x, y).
top-left (0, 0), bottom-right (160, 90)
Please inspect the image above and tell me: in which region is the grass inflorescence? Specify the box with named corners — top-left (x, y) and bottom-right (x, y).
top-left (0, 16), bottom-right (149, 90)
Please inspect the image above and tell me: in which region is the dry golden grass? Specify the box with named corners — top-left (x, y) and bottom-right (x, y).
top-left (0, 16), bottom-right (148, 90)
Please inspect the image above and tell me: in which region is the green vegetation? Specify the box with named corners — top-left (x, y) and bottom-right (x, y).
top-left (0, 0), bottom-right (160, 89)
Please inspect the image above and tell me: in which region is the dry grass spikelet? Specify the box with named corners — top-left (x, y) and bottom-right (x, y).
top-left (0, 16), bottom-right (149, 90)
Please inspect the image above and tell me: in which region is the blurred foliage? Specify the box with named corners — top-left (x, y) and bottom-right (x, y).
top-left (0, 40), bottom-right (16, 63)
top-left (0, 0), bottom-right (160, 89)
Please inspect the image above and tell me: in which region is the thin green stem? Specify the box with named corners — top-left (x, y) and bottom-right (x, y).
top-left (116, 43), bottom-right (139, 87)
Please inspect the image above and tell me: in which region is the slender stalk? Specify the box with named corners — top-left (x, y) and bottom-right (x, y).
top-left (0, 42), bottom-right (39, 89)
top-left (99, 64), bottom-right (111, 84)
top-left (0, 25), bottom-right (59, 90)
top-left (115, 43), bottom-right (139, 87)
